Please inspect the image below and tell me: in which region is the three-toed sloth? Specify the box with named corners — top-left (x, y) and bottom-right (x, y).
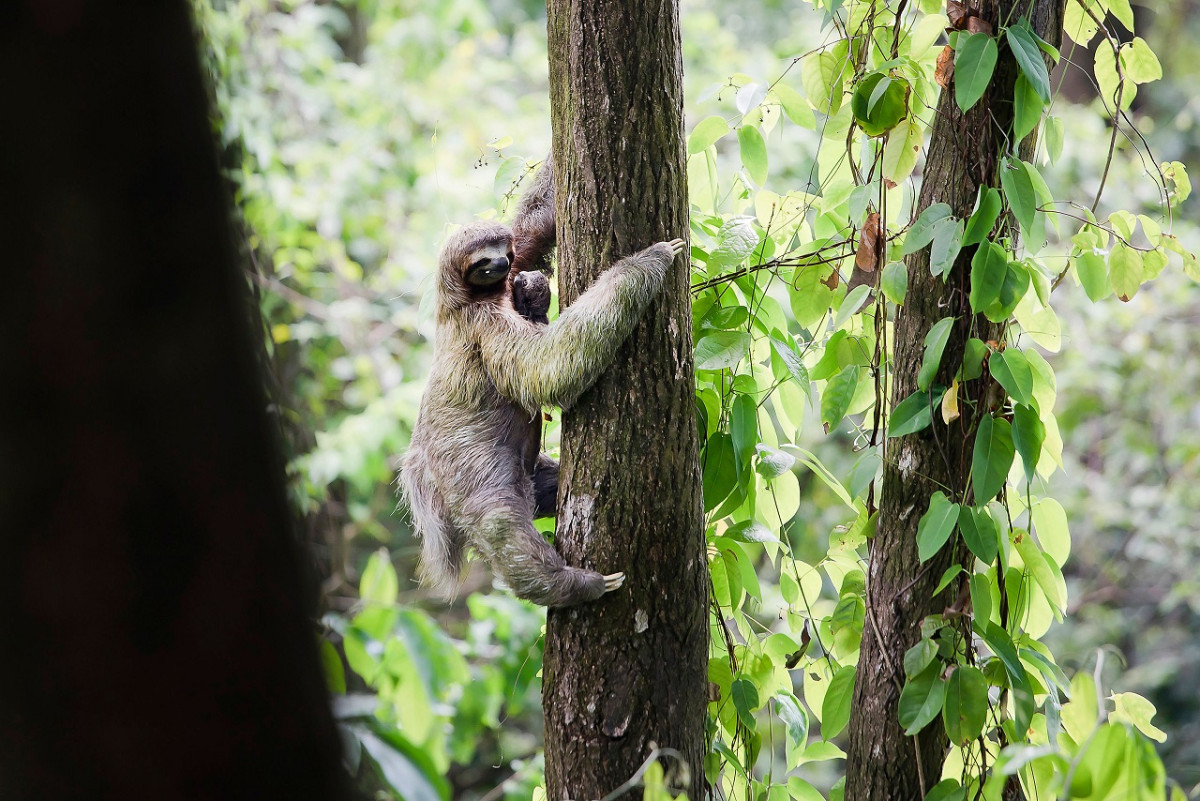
top-left (399, 162), bottom-right (684, 607)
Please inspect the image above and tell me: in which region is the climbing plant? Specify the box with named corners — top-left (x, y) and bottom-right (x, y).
top-left (684, 0), bottom-right (1193, 797)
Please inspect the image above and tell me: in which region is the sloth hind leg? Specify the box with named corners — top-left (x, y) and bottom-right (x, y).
top-left (474, 507), bottom-right (618, 607)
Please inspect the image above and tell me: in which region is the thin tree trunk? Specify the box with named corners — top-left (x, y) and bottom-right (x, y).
top-left (541, 1), bottom-right (708, 799)
top-left (844, 0), bottom-right (1065, 797)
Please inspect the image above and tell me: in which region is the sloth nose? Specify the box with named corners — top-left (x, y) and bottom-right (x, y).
top-left (490, 257), bottom-right (510, 272)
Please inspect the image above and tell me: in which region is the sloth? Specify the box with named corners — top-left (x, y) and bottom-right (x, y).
top-left (399, 164), bottom-right (684, 607)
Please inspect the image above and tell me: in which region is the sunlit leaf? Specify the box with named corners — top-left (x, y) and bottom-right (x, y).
top-left (688, 115), bottom-right (731, 155)
top-left (695, 331), bottom-right (752, 370)
top-left (738, 125), bottom-right (769, 185)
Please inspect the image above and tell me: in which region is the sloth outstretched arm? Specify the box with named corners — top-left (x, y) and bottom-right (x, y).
top-left (481, 237), bottom-right (686, 413)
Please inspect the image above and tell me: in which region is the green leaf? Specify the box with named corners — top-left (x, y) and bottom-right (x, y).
top-left (731, 677), bottom-right (761, 729)
top-left (850, 72), bottom-right (910, 137)
top-left (960, 338), bottom-right (988, 381)
top-left (969, 241), bottom-right (1008, 312)
top-left (722, 520), bottom-right (780, 544)
top-left (802, 47), bottom-right (849, 114)
top-left (1011, 403), bottom-right (1045, 482)
top-left (943, 665), bottom-right (988, 744)
top-left (976, 621), bottom-right (1035, 734)
top-left (898, 666), bottom-right (946, 735)
top-left (989, 348), bottom-right (1033, 406)
top-left (1012, 73), bottom-right (1044, 142)
top-left (1074, 252), bottom-right (1110, 301)
top-left (930, 218), bottom-right (965, 278)
top-left (702, 433), bottom-right (737, 511)
top-left (731, 393), bottom-right (758, 474)
top-left (772, 84), bottom-right (817, 128)
top-left (775, 692), bottom-right (810, 747)
top-left (1108, 241), bottom-right (1144, 302)
top-left (881, 260), bottom-right (908, 304)
top-left (822, 665), bottom-right (856, 739)
top-left (954, 33), bottom-right (998, 112)
top-left (1007, 20), bottom-right (1051, 101)
top-left (320, 639), bottom-right (346, 694)
top-left (903, 203), bottom-right (955, 255)
top-left (1000, 158), bottom-right (1037, 236)
top-left (971, 415), bottom-right (1014, 502)
top-left (958, 505), bottom-right (999, 564)
top-left (695, 331), bottom-right (751, 370)
top-left (770, 337), bottom-right (812, 398)
top-left (358, 728), bottom-right (449, 801)
top-left (755, 444), bottom-right (796, 481)
top-left (924, 779), bottom-right (966, 801)
top-left (1011, 529), bottom-right (1066, 614)
top-left (1044, 115), bottom-right (1064, 162)
top-left (883, 118), bottom-right (923, 185)
top-left (918, 317), bottom-right (955, 391)
top-left (962, 187), bottom-right (1002, 247)
top-left (361, 549), bottom-right (399, 605)
top-left (1110, 692), bottom-right (1167, 743)
top-left (1120, 37), bottom-right (1162, 84)
top-left (688, 115), bottom-right (730, 155)
top-left (889, 389), bottom-right (934, 437)
top-left (738, 125), bottom-right (769, 185)
top-left (1030, 497), bottom-right (1070, 565)
top-left (983, 261), bottom-right (1031, 322)
top-left (904, 638), bottom-right (938, 679)
top-left (821, 365), bottom-right (860, 431)
top-left (934, 564), bottom-right (963, 595)
top-left (917, 491), bottom-right (960, 563)
top-left (1063, 0), bottom-right (1100, 46)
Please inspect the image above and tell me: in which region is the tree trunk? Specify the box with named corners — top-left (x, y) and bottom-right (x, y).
top-left (844, 1), bottom-right (1065, 797)
top-left (0, 4), bottom-right (350, 800)
top-left (541, 1), bottom-right (708, 799)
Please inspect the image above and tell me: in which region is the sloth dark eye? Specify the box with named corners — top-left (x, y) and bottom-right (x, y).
top-left (469, 257), bottom-right (490, 272)
top-left (507, 251), bottom-right (515, 263)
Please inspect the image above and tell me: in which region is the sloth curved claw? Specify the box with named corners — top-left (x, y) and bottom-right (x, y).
top-left (602, 571), bottom-right (626, 593)
top-left (666, 238), bottom-right (687, 257)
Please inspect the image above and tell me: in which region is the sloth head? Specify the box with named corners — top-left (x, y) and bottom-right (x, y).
top-left (437, 221), bottom-right (516, 313)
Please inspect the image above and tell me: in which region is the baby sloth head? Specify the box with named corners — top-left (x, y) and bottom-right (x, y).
top-left (437, 221), bottom-right (515, 312)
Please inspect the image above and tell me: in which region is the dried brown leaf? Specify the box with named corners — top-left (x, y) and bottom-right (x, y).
top-left (855, 212), bottom-right (882, 272)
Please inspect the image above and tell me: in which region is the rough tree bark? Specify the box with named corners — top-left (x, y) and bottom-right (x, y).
top-left (844, 0), bottom-right (1065, 797)
top-left (541, 1), bottom-right (709, 799)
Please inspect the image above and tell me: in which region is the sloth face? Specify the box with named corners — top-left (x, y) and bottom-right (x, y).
top-left (464, 241), bottom-right (515, 288)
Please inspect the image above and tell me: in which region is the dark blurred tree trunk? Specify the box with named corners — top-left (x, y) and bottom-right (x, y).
top-left (843, 1), bottom-right (1065, 798)
top-left (541, 1), bottom-right (708, 798)
top-left (0, 4), bottom-right (349, 800)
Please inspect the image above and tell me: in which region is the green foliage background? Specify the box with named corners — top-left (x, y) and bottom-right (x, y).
top-left (195, 0), bottom-right (1200, 798)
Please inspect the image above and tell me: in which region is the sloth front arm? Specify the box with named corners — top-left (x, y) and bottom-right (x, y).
top-left (480, 241), bottom-right (677, 413)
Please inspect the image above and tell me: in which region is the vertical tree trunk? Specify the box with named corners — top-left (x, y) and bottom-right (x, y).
top-left (844, 1), bottom-right (1065, 797)
top-left (0, 4), bottom-right (349, 799)
top-left (541, 1), bottom-right (708, 799)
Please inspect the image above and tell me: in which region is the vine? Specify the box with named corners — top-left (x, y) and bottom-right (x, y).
top-left (685, 0), bottom-right (1193, 798)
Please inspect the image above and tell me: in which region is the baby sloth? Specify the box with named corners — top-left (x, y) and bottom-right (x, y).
top-left (399, 180), bottom-right (683, 607)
